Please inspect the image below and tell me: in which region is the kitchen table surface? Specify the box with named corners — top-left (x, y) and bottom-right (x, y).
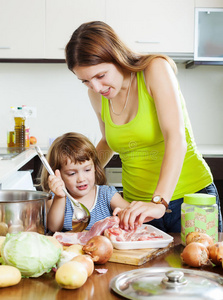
top-left (1, 233), bottom-right (223, 300)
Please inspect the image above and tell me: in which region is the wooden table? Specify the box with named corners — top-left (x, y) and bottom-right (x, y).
top-left (1, 233), bottom-right (223, 300)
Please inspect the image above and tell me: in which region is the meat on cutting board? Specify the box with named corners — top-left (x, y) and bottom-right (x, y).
top-left (53, 216), bottom-right (164, 246)
top-left (53, 216), bottom-right (119, 246)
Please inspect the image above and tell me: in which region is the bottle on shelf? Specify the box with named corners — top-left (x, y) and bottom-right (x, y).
top-left (7, 106), bottom-right (15, 148)
top-left (14, 107), bottom-right (26, 150)
top-left (22, 105), bottom-right (30, 148)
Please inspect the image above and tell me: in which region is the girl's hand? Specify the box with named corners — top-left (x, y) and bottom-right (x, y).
top-left (113, 201), bottom-right (166, 230)
top-left (48, 169), bottom-right (66, 198)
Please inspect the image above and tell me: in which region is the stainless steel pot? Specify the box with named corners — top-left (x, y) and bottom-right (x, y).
top-left (0, 190), bottom-right (51, 235)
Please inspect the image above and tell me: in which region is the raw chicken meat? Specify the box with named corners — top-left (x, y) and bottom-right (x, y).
top-left (53, 216), bottom-right (119, 246)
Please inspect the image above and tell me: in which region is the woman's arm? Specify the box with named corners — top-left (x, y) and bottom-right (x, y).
top-left (88, 89), bottom-right (114, 167)
top-left (145, 58), bottom-right (187, 202)
top-left (116, 58), bottom-right (187, 230)
top-left (47, 170), bottom-right (66, 232)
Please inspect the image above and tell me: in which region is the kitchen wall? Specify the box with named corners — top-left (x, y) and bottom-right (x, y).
top-left (0, 62), bottom-right (223, 148)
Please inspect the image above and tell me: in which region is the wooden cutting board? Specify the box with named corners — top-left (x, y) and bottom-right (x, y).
top-left (108, 242), bottom-right (173, 266)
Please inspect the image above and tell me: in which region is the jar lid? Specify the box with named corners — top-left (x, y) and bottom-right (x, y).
top-left (184, 193), bottom-right (216, 205)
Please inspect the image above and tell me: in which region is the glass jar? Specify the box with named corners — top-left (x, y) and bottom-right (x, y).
top-left (181, 193), bottom-right (218, 245)
top-left (14, 107), bottom-right (26, 149)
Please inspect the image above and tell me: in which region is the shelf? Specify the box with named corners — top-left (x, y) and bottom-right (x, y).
top-left (186, 60), bottom-right (223, 69)
top-left (0, 59), bottom-right (65, 63)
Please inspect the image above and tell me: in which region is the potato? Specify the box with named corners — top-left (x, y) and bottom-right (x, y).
top-left (45, 236), bottom-right (63, 251)
top-left (65, 244), bottom-right (84, 256)
top-left (0, 236), bottom-right (5, 256)
top-left (8, 224), bottom-right (24, 234)
top-left (0, 222), bottom-right (8, 236)
top-left (0, 265), bottom-right (21, 288)
top-left (71, 255), bottom-right (94, 277)
top-left (56, 261), bottom-right (88, 289)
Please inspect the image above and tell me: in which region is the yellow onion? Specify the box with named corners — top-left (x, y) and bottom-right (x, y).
top-left (186, 232), bottom-right (214, 249)
top-left (181, 242), bottom-right (209, 267)
top-left (83, 236), bottom-right (113, 264)
top-left (209, 242), bottom-right (223, 265)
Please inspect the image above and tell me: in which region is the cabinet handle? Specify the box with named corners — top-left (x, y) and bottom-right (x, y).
top-left (0, 47), bottom-right (11, 49)
top-left (135, 41), bottom-right (160, 44)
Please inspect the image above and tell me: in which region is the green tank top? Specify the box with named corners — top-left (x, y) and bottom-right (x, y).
top-left (101, 71), bottom-right (212, 202)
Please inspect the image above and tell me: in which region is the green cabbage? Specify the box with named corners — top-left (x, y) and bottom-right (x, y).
top-left (1, 232), bottom-right (61, 278)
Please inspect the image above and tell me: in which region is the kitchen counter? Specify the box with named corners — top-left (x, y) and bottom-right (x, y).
top-left (0, 147), bottom-right (37, 185)
top-left (0, 233), bottom-right (222, 300)
top-left (0, 147), bottom-right (48, 188)
top-left (198, 145), bottom-right (223, 157)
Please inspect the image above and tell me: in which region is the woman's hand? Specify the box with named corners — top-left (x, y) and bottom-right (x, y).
top-left (113, 201), bottom-right (166, 230)
top-left (48, 169), bottom-right (66, 198)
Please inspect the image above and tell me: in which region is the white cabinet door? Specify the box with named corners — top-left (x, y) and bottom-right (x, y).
top-left (195, 0), bottom-right (223, 8)
top-left (45, 0), bottom-right (106, 59)
top-left (0, 0), bottom-right (45, 59)
top-left (106, 0), bottom-right (194, 54)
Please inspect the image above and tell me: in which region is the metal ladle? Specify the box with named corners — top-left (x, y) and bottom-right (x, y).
top-left (35, 146), bottom-right (90, 232)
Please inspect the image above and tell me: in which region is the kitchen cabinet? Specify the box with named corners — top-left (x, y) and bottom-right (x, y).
top-left (204, 157), bottom-right (223, 217)
top-left (0, 0), bottom-right (45, 59)
top-left (45, 0), bottom-right (105, 59)
top-left (195, 0), bottom-right (223, 8)
top-left (0, 0), bottom-right (105, 60)
top-left (105, 0), bottom-right (194, 54)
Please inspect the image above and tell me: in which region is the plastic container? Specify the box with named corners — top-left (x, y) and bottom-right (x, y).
top-left (181, 193), bottom-right (218, 245)
top-left (14, 107), bottom-right (26, 149)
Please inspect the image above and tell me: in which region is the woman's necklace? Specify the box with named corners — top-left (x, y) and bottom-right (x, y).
top-left (109, 72), bottom-right (133, 116)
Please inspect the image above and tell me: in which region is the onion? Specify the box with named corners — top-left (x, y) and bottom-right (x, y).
top-left (209, 242), bottom-right (223, 265)
top-left (186, 232), bottom-right (214, 249)
top-left (181, 242), bottom-right (209, 267)
top-left (82, 236), bottom-right (113, 264)
top-left (71, 255), bottom-right (94, 277)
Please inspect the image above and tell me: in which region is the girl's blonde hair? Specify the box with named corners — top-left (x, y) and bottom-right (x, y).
top-left (41, 132), bottom-right (107, 192)
top-left (65, 21), bottom-right (177, 74)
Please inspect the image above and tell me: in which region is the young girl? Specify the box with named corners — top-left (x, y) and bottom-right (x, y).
top-left (41, 132), bottom-right (133, 233)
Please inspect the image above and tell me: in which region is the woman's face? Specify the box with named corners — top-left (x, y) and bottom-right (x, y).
top-left (73, 63), bottom-right (124, 99)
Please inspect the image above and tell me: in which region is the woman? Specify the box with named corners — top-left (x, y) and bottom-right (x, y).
top-left (65, 21), bottom-right (222, 232)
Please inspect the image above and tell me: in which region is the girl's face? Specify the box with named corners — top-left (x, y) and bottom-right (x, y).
top-left (73, 63), bottom-right (124, 99)
top-left (60, 158), bottom-right (96, 199)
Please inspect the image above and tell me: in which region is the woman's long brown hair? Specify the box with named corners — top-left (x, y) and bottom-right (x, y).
top-left (65, 21), bottom-right (177, 73)
top-left (41, 132), bottom-right (107, 192)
